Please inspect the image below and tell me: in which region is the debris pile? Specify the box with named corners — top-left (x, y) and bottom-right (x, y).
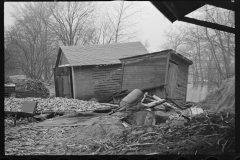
top-left (100, 111), bottom-right (235, 155)
top-left (15, 78), bottom-right (50, 96)
top-left (4, 97), bottom-right (108, 112)
top-left (4, 76), bottom-right (235, 155)
top-left (4, 111), bottom-right (234, 155)
top-left (198, 76), bottom-right (235, 114)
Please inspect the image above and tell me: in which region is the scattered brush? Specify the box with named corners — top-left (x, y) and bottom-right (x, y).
top-left (198, 76), bottom-right (235, 114)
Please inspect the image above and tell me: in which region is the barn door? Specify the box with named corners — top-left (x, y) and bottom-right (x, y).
top-left (166, 62), bottom-right (178, 98)
top-left (54, 67), bottom-right (72, 98)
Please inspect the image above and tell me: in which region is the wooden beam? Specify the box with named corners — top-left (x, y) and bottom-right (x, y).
top-left (180, 16), bottom-right (235, 34)
top-left (162, 1), bottom-right (180, 20)
top-left (202, 1), bottom-right (235, 11)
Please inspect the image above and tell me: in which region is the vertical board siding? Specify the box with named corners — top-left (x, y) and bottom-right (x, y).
top-left (122, 57), bottom-right (168, 91)
top-left (74, 66), bottom-right (94, 100)
top-left (166, 62), bottom-right (178, 98)
top-left (170, 54), bottom-right (190, 106)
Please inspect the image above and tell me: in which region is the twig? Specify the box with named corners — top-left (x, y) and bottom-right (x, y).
top-left (133, 132), bottom-right (149, 144)
top-left (126, 142), bottom-right (155, 147)
top-left (205, 140), bottom-right (213, 146)
top-left (145, 152), bottom-right (159, 155)
top-left (204, 134), bottom-right (222, 138)
top-left (194, 150), bottom-right (198, 155)
top-left (221, 139), bottom-right (228, 153)
top-left (99, 124), bottom-right (107, 135)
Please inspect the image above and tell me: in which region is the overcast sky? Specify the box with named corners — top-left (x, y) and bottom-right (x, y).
top-left (4, 1), bottom-right (185, 52)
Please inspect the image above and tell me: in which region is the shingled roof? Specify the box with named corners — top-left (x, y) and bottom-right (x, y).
top-left (56, 42), bottom-right (149, 67)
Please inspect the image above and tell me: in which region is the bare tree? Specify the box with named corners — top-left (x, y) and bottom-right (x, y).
top-left (8, 2), bottom-right (58, 81)
top-left (161, 25), bottom-right (189, 52)
top-left (42, 2), bottom-right (97, 46)
top-left (92, 1), bottom-right (145, 44)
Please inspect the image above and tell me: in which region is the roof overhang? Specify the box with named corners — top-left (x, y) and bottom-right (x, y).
top-left (151, 1), bottom-right (235, 34)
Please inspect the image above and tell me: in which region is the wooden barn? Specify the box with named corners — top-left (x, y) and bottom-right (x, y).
top-left (118, 49), bottom-right (193, 106)
top-left (53, 42), bottom-right (149, 101)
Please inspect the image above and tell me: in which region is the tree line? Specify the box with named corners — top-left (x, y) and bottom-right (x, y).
top-left (4, 2), bottom-right (144, 83)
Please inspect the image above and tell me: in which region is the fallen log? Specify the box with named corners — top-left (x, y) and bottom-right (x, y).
top-left (99, 103), bottom-right (119, 107)
top-left (152, 95), bottom-right (164, 101)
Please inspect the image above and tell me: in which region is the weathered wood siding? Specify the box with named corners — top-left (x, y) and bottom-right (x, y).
top-left (166, 62), bottom-right (178, 98)
top-left (54, 67), bottom-right (72, 98)
top-left (122, 55), bottom-right (168, 91)
top-left (74, 64), bottom-right (122, 101)
top-left (92, 64), bottom-right (122, 100)
top-left (74, 66), bottom-right (94, 100)
top-left (170, 53), bottom-right (190, 105)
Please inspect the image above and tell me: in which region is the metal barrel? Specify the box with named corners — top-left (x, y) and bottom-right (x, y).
top-left (120, 89), bottom-right (144, 108)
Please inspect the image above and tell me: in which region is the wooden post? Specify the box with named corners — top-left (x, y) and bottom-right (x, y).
top-left (164, 52), bottom-right (171, 98)
top-left (53, 68), bottom-right (59, 97)
top-left (120, 62), bottom-right (125, 91)
top-left (71, 66), bottom-right (76, 99)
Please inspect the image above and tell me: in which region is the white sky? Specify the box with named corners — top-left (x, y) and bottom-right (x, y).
top-left (4, 1), bottom-right (185, 52)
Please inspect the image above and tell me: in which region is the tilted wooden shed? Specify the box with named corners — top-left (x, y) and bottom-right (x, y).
top-left (53, 42), bottom-right (149, 101)
top-left (119, 49), bottom-right (193, 106)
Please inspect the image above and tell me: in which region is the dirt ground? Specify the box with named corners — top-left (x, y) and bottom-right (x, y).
top-left (4, 112), bottom-right (235, 155)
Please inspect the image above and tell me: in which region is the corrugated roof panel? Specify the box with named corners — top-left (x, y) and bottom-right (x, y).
top-left (60, 42), bottom-right (149, 66)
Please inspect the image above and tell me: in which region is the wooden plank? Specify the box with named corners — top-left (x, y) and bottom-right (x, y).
top-left (93, 68), bottom-right (121, 72)
top-left (93, 71), bottom-right (122, 74)
top-left (94, 87), bottom-right (121, 92)
top-left (94, 87), bottom-right (121, 91)
top-left (94, 88), bottom-right (120, 92)
top-left (94, 85), bottom-right (120, 89)
top-left (92, 75), bottom-right (122, 79)
top-left (95, 80), bottom-right (121, 84)
top-left (94, 91), bottom-right (119, 95)
top-left (53, 68), bottom-right (59, 97)
top-left (93, 79), bottom-right (121, 83)
top-left (94, 85), bottom-right (121, 89)
top-left (94, 75), bottom-right (122, 79)
top-left (93, 81), bottom-right (121, 85)
top-left (93, 72), bottom-right (122, 76)
top-left (71, 67), bottom-right (76, 98)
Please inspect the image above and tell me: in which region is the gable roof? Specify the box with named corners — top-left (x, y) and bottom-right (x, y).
top-left (57, 42), bottom-right (149, 67)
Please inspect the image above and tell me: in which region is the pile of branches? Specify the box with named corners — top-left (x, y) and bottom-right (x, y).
top-left (15, 78), bottom-right (50, 96)
top-left (95, 111), bottom-right (235, 155)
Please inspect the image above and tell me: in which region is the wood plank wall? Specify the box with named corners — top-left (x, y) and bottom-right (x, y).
top-left (166, 62), bottom-right (178, 98)
top-left (74, 66), bottom-right (94, 100)
top-left (122, 56), bottom-right (168, 91)
top-left (73, 64), bottom-right (122, 101)
top-left (170, 54), bottom-right (190, 106)
top-left (92, 64), bottom-right (122, 100)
